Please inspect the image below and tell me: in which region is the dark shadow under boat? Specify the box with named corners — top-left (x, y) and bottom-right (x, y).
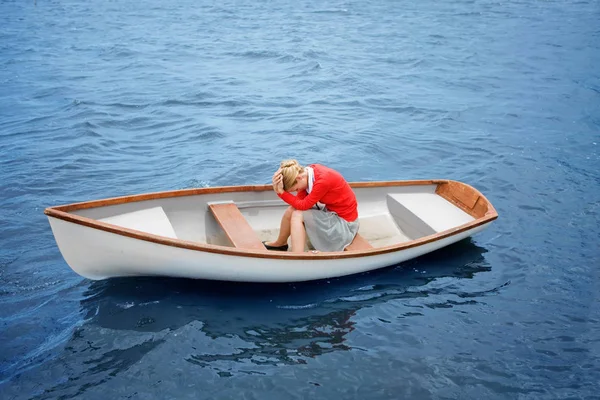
top-left (79, 238), bottom-right (491, 344)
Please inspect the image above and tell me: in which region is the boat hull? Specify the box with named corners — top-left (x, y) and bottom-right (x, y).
top-left (48, 216), bottom-right (492, 282)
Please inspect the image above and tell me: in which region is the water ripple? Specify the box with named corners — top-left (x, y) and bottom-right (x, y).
top-left (1, 0), bottom-right (599, 398)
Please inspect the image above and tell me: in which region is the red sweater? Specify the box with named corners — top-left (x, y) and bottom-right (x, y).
top-left (278, 164), bottom-right (358, 222)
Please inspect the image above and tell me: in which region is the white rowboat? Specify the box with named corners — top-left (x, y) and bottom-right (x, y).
top-left (45, 180), bottom-right (498, 282)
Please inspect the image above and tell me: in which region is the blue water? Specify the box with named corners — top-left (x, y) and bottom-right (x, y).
top-left (1, 0), bottom-right (599, 398)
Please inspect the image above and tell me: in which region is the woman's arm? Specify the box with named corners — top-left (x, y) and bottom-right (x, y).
top-left (278, 180), bottom-right (329, 210)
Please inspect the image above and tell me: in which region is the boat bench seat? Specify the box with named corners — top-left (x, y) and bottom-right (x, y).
top-left (208, 203), bottom-right (266, 250)
top-left (345, 234), bottom-right (373, 251)
top-left (99, 206), bottom-right (178, 239)
top-left (386, 193), bottom-right (475, 239)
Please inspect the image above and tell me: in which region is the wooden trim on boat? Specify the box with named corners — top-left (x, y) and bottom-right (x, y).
top-left (47, 180), bottom-right (445, 213)
top-left (435, 180), bottom-right (497, 219)
top-left (50, 184), bottom-right (276, 213)
top-left (44, 179), bottom-right (498, 261)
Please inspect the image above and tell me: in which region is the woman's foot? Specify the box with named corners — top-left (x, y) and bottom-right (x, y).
top-left (262, 241), bottom-right (289, 251)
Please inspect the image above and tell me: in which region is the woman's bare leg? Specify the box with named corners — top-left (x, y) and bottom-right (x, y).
top-left (265, 206), bottom-right (293, 247)
top-left (290, 210), bottom-right (307, 252)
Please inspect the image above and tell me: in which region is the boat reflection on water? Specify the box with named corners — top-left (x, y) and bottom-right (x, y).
top-left (75, 239), bottom-right (491, 369)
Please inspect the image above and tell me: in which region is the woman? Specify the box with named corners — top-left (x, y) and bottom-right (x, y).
top-left (263, 159), bottom-right (360, 253)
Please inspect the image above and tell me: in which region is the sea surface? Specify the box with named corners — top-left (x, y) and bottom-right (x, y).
top-left (1, 0), bottom-right (599, 399)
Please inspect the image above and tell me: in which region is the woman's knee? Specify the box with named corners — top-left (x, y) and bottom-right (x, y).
top-left (290, 210), bottom-right (304, 226)
top-left (282, 206), bottom-right (294, 219)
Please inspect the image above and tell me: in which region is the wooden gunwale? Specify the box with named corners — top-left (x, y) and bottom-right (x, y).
top-left (44, 180), bottom-right (498, 260)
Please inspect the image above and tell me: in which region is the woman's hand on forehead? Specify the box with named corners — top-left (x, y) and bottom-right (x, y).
top-left (272, 168), bottom-right (284, 194)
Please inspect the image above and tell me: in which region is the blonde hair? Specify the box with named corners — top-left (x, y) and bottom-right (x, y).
top-left (280, 159), bottom-right (304, 191)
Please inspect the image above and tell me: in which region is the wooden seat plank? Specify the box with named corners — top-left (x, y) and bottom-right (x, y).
top-left (345, 233), bottom-right (373, 251)
top-left (209, 203), bottom-right (265, 250)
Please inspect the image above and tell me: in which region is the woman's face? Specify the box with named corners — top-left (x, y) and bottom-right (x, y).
top-left (287, 172), bottom-right (308, 192)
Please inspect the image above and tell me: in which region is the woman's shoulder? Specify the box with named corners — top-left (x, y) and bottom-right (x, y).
top-left (312, 164), bottom-right (344, 181)
top-left (311, 164), bottom-right (329, 177)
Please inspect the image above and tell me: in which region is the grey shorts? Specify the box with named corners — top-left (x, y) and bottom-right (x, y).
top-left (303, 207), bottom-right (359, 252)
